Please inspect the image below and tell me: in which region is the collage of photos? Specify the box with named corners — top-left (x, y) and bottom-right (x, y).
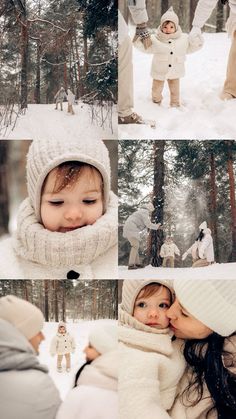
top-left (0, 1), bottom-right (236, 419)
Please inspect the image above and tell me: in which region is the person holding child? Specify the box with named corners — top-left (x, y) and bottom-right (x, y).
top-left (160, 236), bottom-right (180, 268)
top-left (133, 7), bottom-right (203, 107)
top-left (0, 138), bottom-right (118, 279)
top-left (50, 321), bottom-right (76, 373)
top-left (119, 279), bottom-right (185, 419)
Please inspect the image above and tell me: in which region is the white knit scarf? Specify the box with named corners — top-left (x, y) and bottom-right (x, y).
top-left (13, 192), bottom-right (117, 267)
top-left (156, 25), bottom-right (182, 42)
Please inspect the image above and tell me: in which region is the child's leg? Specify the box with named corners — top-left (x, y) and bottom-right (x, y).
top-left (67, 103), bottom-right (70, 113)
top-left (168, 79), bottom-right (180, 107)
top-left (128, 237), bottom-right (140, 267)
top-left (57, 355), bottom-right (63, 371)
top-left (152, 79), bottom-right (164, 104)
top-left (55, 100), bottom-right (58, 110)
top-left (60, 100), bottom-right (63, 111)
top-left (65, 353), bottom-right (71, 371)
top-left (221, 31), bottom-right (236, 99)
top-left (71, 105), bottom-right (75, 115)
top-left (170, 256), bottom-right (174, 268)
top-left (162, 257), bottom-right (167, 267)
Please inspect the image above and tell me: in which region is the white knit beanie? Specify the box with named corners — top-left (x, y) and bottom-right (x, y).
top-left (58, 321), bottom-right (66, 330)
top-left (121, 279), bottom-right (174, 315)
top-left (199, 221), bottom-right (207, 230)
top-left (174, 279), bottom-right (236, 337)
top-left (161, 6), bottom-right (179, 29)
top-left (0, 295), bottom-right (44, 340)
top-left (89, 323), bottom-right (117, 354)
top-left (26, 138), bottom-right (111, 221)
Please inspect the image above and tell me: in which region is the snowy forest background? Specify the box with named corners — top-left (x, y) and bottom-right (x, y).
top-left (0, 139), bottom-right (117, 237)
top-left (0, 0), bottom-right (117, 135)
top-left (119, 140), bottom-right (236, 267)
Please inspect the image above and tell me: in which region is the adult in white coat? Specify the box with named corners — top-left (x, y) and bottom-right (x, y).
top-left (67, 88), bottom-right (75, 115)
top-left (123, 202), bottom-right (161, 269)
top-left (182, 221), bottom-right (215, 267)
top-left (56, 322), bottom-right (118, 419)
top-left (0, 295), bottom-right (61, 419)
top-left (190, 0), bottom-right (236, 99)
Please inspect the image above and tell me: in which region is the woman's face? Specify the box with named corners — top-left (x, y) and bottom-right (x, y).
top-left (166, 298), bottom-right (213, 339)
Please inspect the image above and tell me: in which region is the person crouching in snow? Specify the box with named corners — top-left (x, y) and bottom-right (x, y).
top-left (0, 137), bottom-right (118, 279)
top-left (182, 221), bottom-right (215, 267)
top-left (160, 236), bottom-right (180, 267)
top-left (123, 202), bottom-right (161, 270)
top-left (67, 88), bottom-right (75, 115)
top-left (50, 321), bottom-right (76, 372)
top-left (56, 323), bottom-right (118, 419)
top-left (133, 7), bottom-right (203, 107)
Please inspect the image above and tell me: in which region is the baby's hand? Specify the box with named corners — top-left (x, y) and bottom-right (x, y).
top-left (133, 23), bottom-right (152, 49)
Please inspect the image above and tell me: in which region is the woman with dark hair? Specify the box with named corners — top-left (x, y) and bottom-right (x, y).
top-left (182, 221), bottom-right (214, 267)
top-left (167, 278), bottom-right (236, 419)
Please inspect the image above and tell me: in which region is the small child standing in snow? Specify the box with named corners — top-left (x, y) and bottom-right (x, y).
top-left (160, 236), bottom-right (180, 267)
top-left (0, 138), bottom-right (117, 279)
top-left (119, 279), bottom-right (185, 419)
top-left (133, 7), bottom-right (203, 107)
top-left (50, 321), bottom-right (76, 372)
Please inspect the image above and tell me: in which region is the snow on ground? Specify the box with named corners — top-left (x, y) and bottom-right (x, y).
top-left (39, 318), bottom-right (117, 400)
top-left (4, 102), bottom-right (117, 140)
top-left (119, 262), bottom-right (236, 280)
top-left (119, 32), bottom-right (236, 139)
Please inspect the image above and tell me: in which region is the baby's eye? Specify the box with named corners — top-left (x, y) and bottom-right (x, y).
top-left (83, 199), bottom-right (97, 205)
top-left (49, 200), bottom-right (64, 206)
top-left (137, 302), bottom-right (146, 308)
top-left (159, 303), bottom-right (170, 309)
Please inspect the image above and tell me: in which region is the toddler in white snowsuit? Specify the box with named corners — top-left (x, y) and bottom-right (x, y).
top-left (54, 87), bottom-right (67, 110)
top-left (119, 279), bottom-right (185, 419)
top-left (0, 137), bottom-right (118, 279)
top-left (133, 7), bottom-right (203, 106)
top-left (160, 236), bottom-right (180, 268)
top-left (50, 321), bottom-right (76, 372)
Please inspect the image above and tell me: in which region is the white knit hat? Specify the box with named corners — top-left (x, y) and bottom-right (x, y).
top-left (89, 323), bottom-right (117, 354)
top-left (58, 321), bottom-right (66, 330)
top-left (26, 138), bottom-right (111, 221)
top-left (0, 295), bottom-right (44, 340)
top-left (199, 221), bottom-right (207, 230)
top-left (161, 6), bottom-right (179, 29)
top-left (121, 279), bottom-right (174, 315)
top-left (174, 279), bottom-right (236, 337)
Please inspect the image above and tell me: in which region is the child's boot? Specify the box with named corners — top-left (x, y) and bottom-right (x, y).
top-left (57, 366), bottom-right (62, 373)
top-left (168, 78), bottom-right (180, 107)
top-left (152, 79), bottom-right (164, 104)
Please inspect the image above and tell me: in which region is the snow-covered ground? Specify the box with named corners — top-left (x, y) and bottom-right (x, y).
top-left (119, 262), bottom-right (236, 280)
top-left (39, 318), bottom-right (117, 400)
top-left (4, 102), bottom-right (117, 140)
top-left (119, 32), bottom-right (236, 139)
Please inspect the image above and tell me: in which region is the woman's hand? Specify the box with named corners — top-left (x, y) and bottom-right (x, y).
top-left (133, 22), bottom-right (152, 49)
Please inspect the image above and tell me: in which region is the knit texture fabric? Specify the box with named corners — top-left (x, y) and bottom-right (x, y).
top-left (121, 279), bottom-right (174, 316)
top-left (26, 138), bottom-right (111, 221)
top-left (0, 295), bottom-right (44, 340)
top-left (13, 192), bottom-right (117, 267)
top-left (156, 25), bottom-right (182, 42)
top-left (161, 6), bottom-right (179, 28)
top-left (89, 323), bottom-right (118, 354)
top-left (174, 279), bottom-right (236, 336)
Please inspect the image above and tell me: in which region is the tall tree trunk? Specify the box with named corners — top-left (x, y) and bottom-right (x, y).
top-left (161, 0), bottom-right (169, 15)
top-left (149, 141), bottom-right (165, 267)
top-left (209, 152), bottom-right (219, 261)
top-left (227, 142), bottom-right (236, 261)
top-left (34, 40), bottom-right (41, 104)
top-left (216, 1), bottom-right (224, 32)
top-left (190, 0), bottom-right (198, 27)
top-left (20, 2), bottom-right (28, 109)
top-left (44, 280), bottom-right (49, 321)
top-left (0, 142), bottom-right (9, 235)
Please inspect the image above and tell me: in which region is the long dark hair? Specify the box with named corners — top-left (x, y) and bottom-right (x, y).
top-left (196, 229), bottom-right (204, 242)
top-left (221, 0), bottom-right (228, 4)
top-left (73, 360), bottom-right (92, 388)
top-left (182, 332), bottom-right (236, 418)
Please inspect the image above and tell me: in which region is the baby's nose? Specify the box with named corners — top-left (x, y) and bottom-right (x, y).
top-left (64, 206), bottom-right (82, 220)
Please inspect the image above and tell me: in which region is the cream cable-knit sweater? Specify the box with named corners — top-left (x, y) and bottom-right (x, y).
top-left (118, 308), bottom-right (186, 419)
top-left (0, 192), bottom-right (118, 279)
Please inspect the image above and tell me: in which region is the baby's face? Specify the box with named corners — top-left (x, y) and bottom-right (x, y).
top-left (133, 287), bottom-right (171, 329)
top-left (162, 21), bottom-right (176, 34)
top-left (41, 166), bottom-right (103, 232)
top-left (58, 326), bottom-right (66, 334)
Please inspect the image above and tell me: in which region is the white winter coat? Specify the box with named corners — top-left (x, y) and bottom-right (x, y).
top-left (134, 27), bottom-right (201, 81)
top-left (54, 88), bottom-right (66, 102)
top-left (56, 350), bottom-right (118, 419)
top-left (118, 308), bottom-right (186, 419)
top-left (123, 208), bottom-right (160, 241)
top-left (0, 192), bottom-right (118, 279)
top-left (192, 0), bottom-right (236, 38)
top-left (160, 242), bottom-right (180, 258)
top-left (67, 89), bottom-right (75, 105)
top-left (50, 332), bottom-right (76, 356)
top-left (0, 319), bottom-right (61, 419)
top-left (186, 228), bottom-right (214, 263)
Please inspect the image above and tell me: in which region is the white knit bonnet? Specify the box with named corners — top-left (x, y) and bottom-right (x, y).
top-left (89, 322), bottom-right (117, 354)
top-left (161, 7), bottom-right (179, 29)
top-left (174, 279), bottom-right (236, 337)
top-left (0, 295), bottom-right (44, 340)
top-left (26, 138), bottom-right (111, 221)
top-left (58, 321), bottom-right (66, 331)
top-left (121, 279), bottom-right (174, 315)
